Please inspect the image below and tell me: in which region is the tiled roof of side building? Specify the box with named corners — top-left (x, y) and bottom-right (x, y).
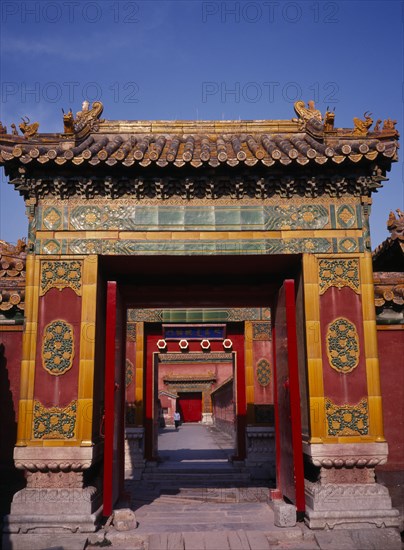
top-left (0, 239), bottom-right (26, 322)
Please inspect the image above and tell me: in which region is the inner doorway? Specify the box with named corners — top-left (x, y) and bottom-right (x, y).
top-left (178, 392), bottom-right (202, 423)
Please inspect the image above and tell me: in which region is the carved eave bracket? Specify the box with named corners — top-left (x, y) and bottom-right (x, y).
top-left (5, 174), bottom-right (388, 201)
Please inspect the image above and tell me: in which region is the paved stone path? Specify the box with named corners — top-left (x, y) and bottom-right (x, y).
top-left (157, 423), bottom-right (234, 466)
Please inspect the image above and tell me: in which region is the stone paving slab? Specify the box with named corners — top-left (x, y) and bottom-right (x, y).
top-left (2, 533), bottom-right (90, 550)
top-left (313, 528), bottom-right (402, 550)
top-left (87, 526), bottom-right (404, 550)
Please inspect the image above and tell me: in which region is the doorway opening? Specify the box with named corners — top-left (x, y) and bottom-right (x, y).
top-left (100, 254), bottom-right (306, 517)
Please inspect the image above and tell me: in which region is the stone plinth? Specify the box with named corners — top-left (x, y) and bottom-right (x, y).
top-left (202, 412), bottom-right (213, 424)
top-left (245, 426), bottom-right (275, 480)
top-left (124, 427), bottom-right (145, 480)
top-left (304, 442), bottom-right (400, 530)
top-left (3, 445), bottom-right (102, 539)
top-left (3, 486), bottom-right (102, 533)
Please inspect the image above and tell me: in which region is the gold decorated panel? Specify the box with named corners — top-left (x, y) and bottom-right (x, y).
top-left (42, 320), bottom-right (75, 376)
top-left (325, 397), bottom-right (368, 437)
top-left (40, 259), bottom-right (83, 296)
top-left (318, 258), bottom-right (360, 294)
top-left (326, 317), bottom-right (360, 374)
top-left (252, 322), bottom-right (271, 341)
top-left (32, 400), bottom-right (77, 440)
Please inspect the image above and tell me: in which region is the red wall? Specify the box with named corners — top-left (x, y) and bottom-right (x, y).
top-left (0, 328), bottom-right (24, 512)
top-left (212, 381), bottom-right (235, 436)
top-left (34, 287), bottom-right (81, 408)
top-left (377, 328), bottom-right (404, 470)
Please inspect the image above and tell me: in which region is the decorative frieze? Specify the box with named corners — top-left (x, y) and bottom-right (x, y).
top-left (9, 173), bottom-right (383, 201)
top-left (40, 260), bottom-right (82, 296)
top-left (319, 259), bottom-right (360, 294)
top-left (33, 400), bottom-right (77, 440)
top-left (43, 206), bottom-right (62, 230)
top-left (26, 471), bottom-right (83, 488)
top-left (325, 398), bottom-right (368, 436)
top-left (128, 307), bottom-right (270, 323)
top-left (326, 317), bottom-right (360, 373)
top-left (126, 322), bottom-right (136, 341)
top-left (42, 320), bottom-right (75, 375)
top-left (252, 321), bottom-right (271, 341)
top-left (336, 204), bottom-right (356, 228)
top-left (256, 358), bottom-right (271, 387)
top-left (36, 236), bottom-right (363, 256)
top-left (320, 468), bottom-right (375, 485)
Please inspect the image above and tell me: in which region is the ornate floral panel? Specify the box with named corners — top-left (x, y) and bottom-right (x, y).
top-left (42, 320), bottom-right (75, 375)
top-left (40, 260), bottom-right (83, 296)
top-left (326, 317), bottom-right (360, 373)
top-left (252, 322), bottom-right (271, 341)
top-left (126, 322), bottom-right (137, 342)
top-left (325, 398), bottom-right (368, 436)
top-left (32, 400), bottom-right (77, 439)
top-left (126, 359), bottom-right (134, 387)
top-left (256, 358), bottom-right (271, 387)
top-left (318, 259), bottom-right (360, 294)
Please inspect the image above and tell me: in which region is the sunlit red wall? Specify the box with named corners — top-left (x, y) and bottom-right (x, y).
top-left (0, 329), bottom-right (22, 472)
top-left (377, 328), bottom-right (404, 470)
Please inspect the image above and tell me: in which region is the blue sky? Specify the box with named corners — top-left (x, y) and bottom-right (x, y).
top-left (0, 0), bottom-right (403, 247)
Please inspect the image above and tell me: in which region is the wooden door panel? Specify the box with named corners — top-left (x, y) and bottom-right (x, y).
top-left (178, 392), bottom-right (202, 422)
top-left (103, 281), bottom-right (125, 517)
top-left (274, 280), bottom-right (305, 513)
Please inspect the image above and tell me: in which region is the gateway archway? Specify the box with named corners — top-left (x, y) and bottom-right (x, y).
top-left (2, 102), bottom-right (399, 545)
top-left (100, 254), bottom-right (306, 516)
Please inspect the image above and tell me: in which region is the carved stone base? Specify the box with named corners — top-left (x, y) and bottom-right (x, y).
top-left (3, 486), bottom-right (102, 534)
top-left (202, 413), bottom-right (213, 424)
top-left (245, 427), bottom-right (275, 480)
top-left (124, 427), bottom-right (145, 480)
top-left (3, 444), bottom-right (103, 539)
top-left (305, 480), bottom-right (400, 530)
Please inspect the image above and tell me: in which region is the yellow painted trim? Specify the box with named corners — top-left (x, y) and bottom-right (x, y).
top-left (17, 255), bottom-right (40, 445)
top-left (77, 255), bottom-right (98, 445)
top-left (135, 322), bottom-right (144, 426)
top-left (309, 396), bottom-right (325, 441)
top-left (360, 253), bottom-right (385, 441)
top-left (76, 398), bottom-right (93, 446)
top-left (35, 228), bottom-right (364, 242)
top-left (302, 254), bottom-right (325, 441)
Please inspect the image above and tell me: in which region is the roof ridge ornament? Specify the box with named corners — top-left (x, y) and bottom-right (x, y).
top-left (387, 209), bottom-right (404, 241)
top-left (352, 112), bottom-right (373, 136)
top-left (19, 116), bottom-right (39, 138)
top-left (293, 100), bottom-right (323, 125)
top-left (63, 100), bottom-right (105, 135)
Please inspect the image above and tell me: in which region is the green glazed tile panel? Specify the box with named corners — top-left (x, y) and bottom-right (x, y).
top-left (35, 203), bottom-right (367, 232)
top-left (35, 236), bottom-right (364, 255)
top-left (127, 307), bottom-right (270, 322)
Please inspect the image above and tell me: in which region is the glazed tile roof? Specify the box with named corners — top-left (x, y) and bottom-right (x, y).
top-left (0, 102), bottom-right (399, 173)
top-left (373, 272), bottom-right (404, 308)
top-left (372, 209), bottom-right (404, 269)
top-left (0, 240), bottom-right (26, 322)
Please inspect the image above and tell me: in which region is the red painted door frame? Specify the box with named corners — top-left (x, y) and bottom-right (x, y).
top-left (274, 279), bottom-right (305, 514)
top-left (103, 281), bottom-right (125, 518)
